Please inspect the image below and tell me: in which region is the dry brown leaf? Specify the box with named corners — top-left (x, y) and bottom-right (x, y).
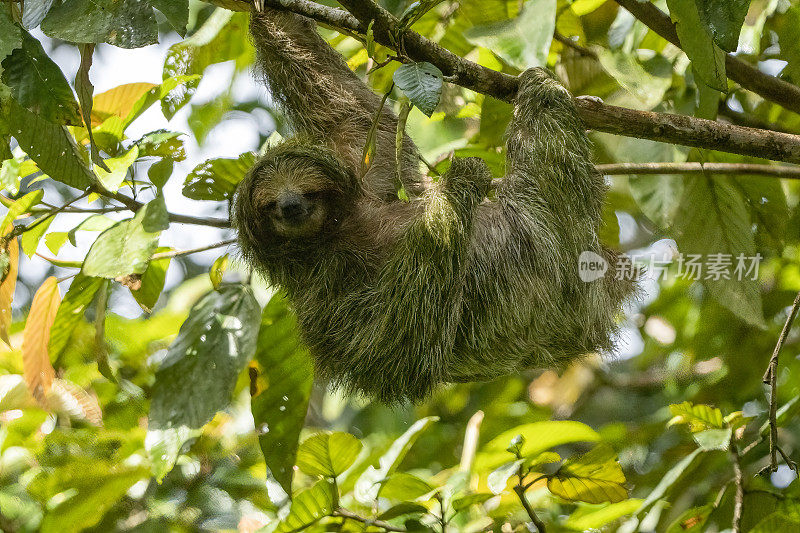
top-left (0, 228), bottom-right (18, 347)
top-left (47, 378), bottom-right (103, 426)
top-left (22, 276), bottom-right (60, 405)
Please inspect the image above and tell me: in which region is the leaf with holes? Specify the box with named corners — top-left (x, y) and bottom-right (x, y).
top-left (41, 0), bottom-right (158, 49)
top-left (183, 152), bottom-right (256, 201)
top-left (393, 62), bottom-right (443, 117)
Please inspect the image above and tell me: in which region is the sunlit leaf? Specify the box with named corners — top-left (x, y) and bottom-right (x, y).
top-left (46, 378), bottom-right (102, 425)
top-left (251, 292), bottom-right (314, 496)
top-left (379, 502), bottom-right (429, 520)
top-left (355, 416), bottom-right (438, 504)
top-left (668, 401), bottom-right (725, 431)
top-left (82, 196), bottom-right (168, 279)
top-left (547, 445), bottom-right (627, 504)
top-left (452, 493), bottom-right (493, 512)
top-left (464, 0), bottom-right (556, 70)
top-left (488, 459), bottom-right (523, 494)
top-left (209, 253), bottom-right (229, 289)
top-left (22, 276), bottom-right (59, 405)
top-left (274, 479), bottom-right (336, 533)
top-left (0, 189), bottom-right (43, 231)
top-left (94, 146), bottom-right (138, 192)
top-left (565, 499), bottom-right (644, 531)
top-left (48, 273), bottom-right (104, 360)
top-left (379, 472), bottom-right (435, 501)
top-left (20, 213), bottom-right (53, 258)
top-left (146, 283), bottom-right (260, 480)
top-left (596, 48), bottom-right (672, 109)
top-left (296, 431), bottom-right (363, 479)
top-left (637, 448), bottom-right (703, 513)
top-left (0, 374), bottom-right (35, 410)
top-left (475, 421), bottom-right (600, 471)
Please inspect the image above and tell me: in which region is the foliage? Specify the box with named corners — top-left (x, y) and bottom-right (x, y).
top-left (1, 0), bottom-right (800, 531)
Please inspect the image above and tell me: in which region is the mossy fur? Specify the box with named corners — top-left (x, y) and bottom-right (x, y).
top-left (234, 8), bottom-right (637, 403)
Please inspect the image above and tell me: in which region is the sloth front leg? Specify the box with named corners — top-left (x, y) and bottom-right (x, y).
top-left (367, 158), bottom-right (492, 402)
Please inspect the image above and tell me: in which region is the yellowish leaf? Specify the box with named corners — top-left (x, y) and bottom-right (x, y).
top-left (547, 444), bottom-right (628, 504)
top-left (22, 276), bottom-right (60, 405)
top-left (91, 82), bottom-right (157, 126)
top-left (1, 227), bottom-right (18, 346)
top-left (47, 378), bottom-right (103, 426)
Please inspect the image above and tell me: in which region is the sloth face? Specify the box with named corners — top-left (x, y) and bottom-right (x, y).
top-left (251, 166), bottom-right (339, 239)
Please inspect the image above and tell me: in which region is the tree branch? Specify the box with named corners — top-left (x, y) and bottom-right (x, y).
top-left (762, 291), bottom-right (800, 473)
top-left (98, 189), bottom-right (231, 228)
top-left (594, 162), bottom-right (800, 178)
top-left (332, 509), bottom-right (406, 532)
top-left (256, 0), bottom-right (800, 164)
top-left (613, 0), bottom-right (800, 117)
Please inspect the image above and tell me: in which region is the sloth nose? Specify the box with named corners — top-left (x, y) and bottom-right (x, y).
top-left (277, 193), bottom-right (310, 223)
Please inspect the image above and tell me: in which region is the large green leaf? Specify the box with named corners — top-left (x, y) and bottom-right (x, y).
top-left (695, 0), bottom-right (751, 52)
top-left (183, 152), bottom-right (256, 201)
top-left (94, 146), bottom-right (138, 192)
top-left (296, 432), bottom-right (363, 478)
top-left (48, 274), bottom-right (104, 360)
top-left (547, 445), bottom-right (627, 504)
top-left (734, 174), bottom-right (788, 249)
top-left (0, 31), bottom-right (84, 126)
top-left (463, 0), bottom-right (556, 70)
top-left (354, 416), bottom-right (438, 504)
top-left (596, 48), bottom-right (672, 110)
top-left (41, 0), bottom-right (158, 49)
top-left (146, 284), bottom-right (261, 480)
top-left (275, 479), bottom-right (336, 533)
top-left (161, 9), bottom-right (250, 119)
top-left (392, 62), bottom-right (443, 117)
top-left (0, 11), bottom-right (22, 67)
top-left (673, 175), bottom-right (765, 327)
top-left (475, 421), bottom-right (600, 471)
top-left (667, 0), bottom-right (727, 91)
top-left (251, 292), bottom-right (314, 497)
top-left (564, 499), bottom-right (644, 531)
top-left (150, 0), bottom-right (189, 37)
top-left (0, 96), bottom-right (96, 189)
top-left (378, 472), bottom-right (435, 501)
top-left (0, 189), bottom-right (43, 231)
top-left (81, 196), bottom-right (168, 279)
top-left (131, 247), bottom-right (171, 313)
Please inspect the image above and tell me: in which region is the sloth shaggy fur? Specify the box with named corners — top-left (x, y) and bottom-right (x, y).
top-left (233, 6), bottom-right (636, 403)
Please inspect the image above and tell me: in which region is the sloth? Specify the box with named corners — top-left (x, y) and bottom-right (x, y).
top-left (233, 5), bottom-right (636, 403)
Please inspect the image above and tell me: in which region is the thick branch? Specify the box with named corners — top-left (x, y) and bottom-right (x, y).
top-left (594, 162), bottom-right (800, 178)
top-left (210, 0), bottom-right (800, 164)
top-left (613, 0), bottom-right (800, 116)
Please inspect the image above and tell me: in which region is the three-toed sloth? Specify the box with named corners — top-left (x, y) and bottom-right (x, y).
top-left (234, 5), bottom-right (636, 403)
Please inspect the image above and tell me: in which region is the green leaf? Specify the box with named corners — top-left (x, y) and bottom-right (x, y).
top-left (734, 174), bottom-right (788, 249)
top-left (296, 432), bottom-right (363, 478)
top-left (547, 445), bottom-right (627, 504)
top-left (463, 0), bottom-right (556, 70)
top-left (487, 459), bottom-right (523, 494)
top-left (0, 189), bottom-right (43, 231)
top-left (20, 213), bottom-right (53, 257)
top-left (666, 0), bottom-right (727, 91)
top-left (475, 421), bottom-right (601, 471)
top-left (161, 10), bottom-right (250, 119)
top-left (251, 292), bottom-right (314, 496)
top-left (355, 417), bottom-right (438, 503)
top-left (379, 472), bottom-right (436, 501)
top-left (67, 214), bottom-right (116, 247)
top-left (673, 175), bottom-right (765, 327)
top-left (131, 247), bottom-right (170, 312)
top-left (452, 493), bottom-right (493, 512)
top-left (74, 44), bottom-right (108, 170)
top-left (150, 0), bottom-right (189, 37)
top-left (696, 0), bottom-right (751, 52)
top-left (94, 146), bottom-right (138, 192)
top-left (209, 254), bottom-right (229, 289)
top-left (146, 284), bottom-right (261, 480)
top-left (45, 232), bottom-right (68, 255)
top-left (596, 47), bottom-right (672, 109)
top-left (0, 11), bottom-right (22, 66)
top-left (565, 499), bottom-right (644, 531)
top-left (777, 6), bottom-right (800, 84)
top-left (183, 152), bottom-right (256, 201)
top-left (82, 196), bottom-right (168, 279)
top-left (692, 428), bottom-right (732, 451)
top-left (148, 158), bottom-right (174, 191)
top-left (668, 401), bottom-right (725, 431)
top-left (665, 504), bottom-right (713, 533)
top-left (379, 502), bottom-right (429, 520)
top-left (188, 91), bottom-right (234, 145)
top-left (135, 130), bottom-right (186, 161)
top-left (275, 479), bottom-right (336, 533)
top-left (0, 96), bottom-right (96, 189)
top-left (48, 274), bottom-right (104, 360)
top-left (393, 62), bottom-right (443, 117)
top-left (41, 0), bottom-right (157, 49)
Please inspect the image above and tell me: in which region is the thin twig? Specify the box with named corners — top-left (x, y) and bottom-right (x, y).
top-left (553, 31), bottom-right (597, 59)
top-left (595, 162), bottom-right (800, 178)
top-left (151, 239), bottom-right (237, 260)
top-left (332, 509), bottom-right (405, 532)
top-left (98, 189), bottom-right (231, 228)
top-left (514, 465), bottom-right (546, 532)
top-left (731, 438), bottom-right (744, 533)
top-left (763, 291), bottom-right (800, 473)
